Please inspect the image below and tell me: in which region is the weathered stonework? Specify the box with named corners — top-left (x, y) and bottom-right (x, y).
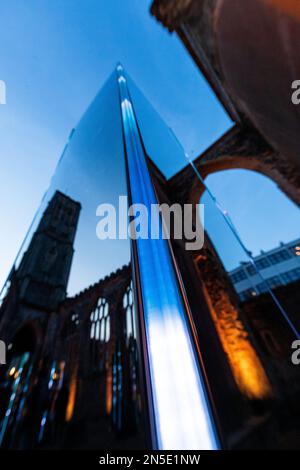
top-left (152, 0), bottom-right (300, 171)
top-left (169, 125), bottom-right (300, 208)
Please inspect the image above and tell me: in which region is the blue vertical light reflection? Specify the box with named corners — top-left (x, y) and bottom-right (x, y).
top-left (116, 65), bottom-right (219, 450)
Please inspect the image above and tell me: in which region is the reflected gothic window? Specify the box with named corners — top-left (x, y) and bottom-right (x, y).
top-left (71, 312), bottom-right (79, 326)
top-left (123, 282), bottom-right (135, 342)
top-left (90, 297), bottom-right (110, 342)
top-left (111, 282), bottom-right (139, 433)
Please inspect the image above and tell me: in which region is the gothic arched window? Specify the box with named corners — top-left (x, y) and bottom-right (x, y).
top-left (90, 297), bottom-right (110, 342)
top-left (123, 282), bottom-right (135, 341)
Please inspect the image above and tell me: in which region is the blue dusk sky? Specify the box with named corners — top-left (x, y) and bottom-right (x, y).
top-left (0, 0), bottom-right (299, 288)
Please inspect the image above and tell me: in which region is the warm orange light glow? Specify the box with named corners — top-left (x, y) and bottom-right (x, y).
top-left (106, 368), bottom-right (113, 415)
top-left (66, 377), bottom-right (77, 422)
top-left (263, 0), bottom-right (300, 21)
top-left (8, 367), bottom-right (16, 377)
top-left (203, 287), bottom-right (272, 400)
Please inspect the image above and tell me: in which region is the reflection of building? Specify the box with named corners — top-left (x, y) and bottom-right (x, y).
top-left (229, 239), bottom-right (300, 301)
top-left (1, 176), bottom-right (300, 449)
top-left (1, 64), bottom-right (300, 450)
top-left (0, 191), bottom-right (144, 449)
top-left (17, 191), bottom-right (81, 311)
top-left (0, 191), bottom-right (81, 345)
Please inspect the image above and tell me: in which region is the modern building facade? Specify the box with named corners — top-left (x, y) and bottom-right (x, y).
top-left (1, 66), bottom-right (300, 450)
top-left (230, 239), bottom-right (300, 301)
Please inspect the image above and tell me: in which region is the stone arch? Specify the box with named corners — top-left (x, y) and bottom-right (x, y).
top-left (190, 154), bottom-right (300, 210)
top-left (168, 126), bottom-right (300, 210)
